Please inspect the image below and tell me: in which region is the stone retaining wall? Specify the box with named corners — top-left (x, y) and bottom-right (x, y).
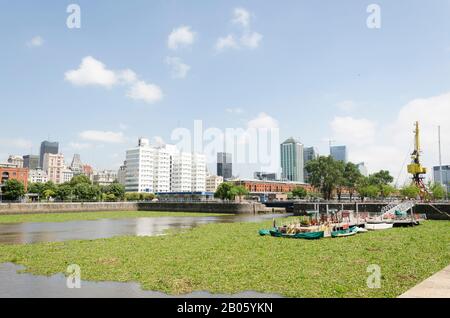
top-left (0, 202), bottom-right (269, 215)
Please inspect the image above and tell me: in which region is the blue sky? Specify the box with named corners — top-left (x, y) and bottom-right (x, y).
top-left (1, 0), bottom-right (450, 182)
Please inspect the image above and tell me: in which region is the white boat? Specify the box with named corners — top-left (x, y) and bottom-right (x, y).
top-left (355, 227), bottom-right (368, 233)
top-left (365, 223), bottom-right (394, 231)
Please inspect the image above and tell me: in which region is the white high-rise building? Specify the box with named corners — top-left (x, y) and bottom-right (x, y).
top-left (124, 138), bottom-right (206, 193)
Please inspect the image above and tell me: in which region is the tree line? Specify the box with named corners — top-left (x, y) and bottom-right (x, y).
top-left (0, 175), bottom-right (155, 202)
top-left (305, 156), bottom-right (447, 201)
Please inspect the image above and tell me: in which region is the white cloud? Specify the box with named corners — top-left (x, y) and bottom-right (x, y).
top-left (336, 100), bottom-right (356, 112)
top-left (27, 36), bottom-right (44, 47)
top-left (165, 57), bottom-right (191, 79)
top-left (0, 138), bottom-right (32, 149)
top-left (215, 35), bottom-right (239, 51)
top-left (168, 26), bottom-right (196, 50)
top-left (232, 8), bottom-right (251, 27)
top-left (117, 69), bottom-right (138, 84)
top-left (68, 142), bottom-right (93, 150)
top-left (226, 107), bottom-right (244, 114)
top-left (79, 130), bottom-right (126, 143)
top-left (247, 112), bottom-right (279, 129)
top-left (331, 116), bottom-right (376, 146)
top-left (216, 8), bottom-right (262, 52)
top-left (65, 56), bottom-right (118, 88)
top-left (127, 81), bottom-right (163, 104)
top-left (240, 31), bottom-right (263, 49)
top-left (65, 56), bottom-right (164, 104)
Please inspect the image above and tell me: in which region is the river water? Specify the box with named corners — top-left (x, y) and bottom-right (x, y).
top-left (0, 213), bottom-right (289, 244)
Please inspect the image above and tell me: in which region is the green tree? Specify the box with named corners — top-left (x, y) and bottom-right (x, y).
top-left (73, 183), bottom-right (100, 201)
top-left (42, 181), bottom-right (57, 194)
top-left (42, 189), bottom-right (56, 201)
top-left (104, 183), bottom-right (125, 201)
top-left (380, 184), bottom-right (396, 199)
top-left (291, 187), bottom-right (307, 199)
top-left (305, 156), bottom-right (343, 200)
top-left (344, 162), bottom-right (363, 201)
top-left (55, 184), bottom-right (73, 201)
top-left (2, 179), bottom-right (25, 201)
top-left (70, 175), bottom-right (92, 186)
top-left (231, 185), bottom-right (249, 202)
top-left (429, 183), bottom-right (446, 201)
top-left (334, 161), bottom-right (346, 201)
top-left (214, 182), bottom-right (236, 201)
top-left (368, 170), bottom-right (394, 186)
top-left (400, 184), bottom-right (420, 199)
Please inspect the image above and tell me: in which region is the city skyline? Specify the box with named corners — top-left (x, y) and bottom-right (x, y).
top-left (1, 1), bottom-right (450, 183)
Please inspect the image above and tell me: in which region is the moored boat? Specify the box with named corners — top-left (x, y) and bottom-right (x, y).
top-left (365, 223), bottom-right (394, 230)
top-left (331, 226), bottom-right (358, 238)
top-left (269, 229), bottom-right (324, 240)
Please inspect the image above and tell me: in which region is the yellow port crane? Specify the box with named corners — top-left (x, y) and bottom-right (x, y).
top-left (407, 121), bottom-right (428, 197)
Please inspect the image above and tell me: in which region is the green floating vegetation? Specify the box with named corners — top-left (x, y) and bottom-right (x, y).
top-left (0, 220), bottom-right (448, 298)
top-left (0, 211), bottom-right (231, 224)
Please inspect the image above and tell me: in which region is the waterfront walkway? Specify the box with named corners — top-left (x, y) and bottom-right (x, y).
top-left (399, 265), bottom-right (450, 298)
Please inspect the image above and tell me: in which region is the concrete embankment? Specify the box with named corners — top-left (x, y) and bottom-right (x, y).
top-left (0, 202), bottom-right (270, 215)
top-left (293, 202), bottom-right (450, 220)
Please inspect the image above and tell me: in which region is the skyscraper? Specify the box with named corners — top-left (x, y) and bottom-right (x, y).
top-left (39, 141), bottom-right (59, 168)
top-left (217, 152), bottom-right (232, 180)
top-left (303, 147), bottom-right (318, 183)
top-left (23, 155), bottom-right (39, 170)
top-left (434, 165), bottom-right (450, 193)
top-left (280, 137), bottom-right (304, 182)
top-left (330, 145), bottom-right (348, 163)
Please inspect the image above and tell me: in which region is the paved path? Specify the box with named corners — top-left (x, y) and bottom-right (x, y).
top-left (399, 265), bottom-right (450, 298)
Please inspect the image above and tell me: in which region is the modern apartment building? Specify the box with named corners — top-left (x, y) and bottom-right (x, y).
top-left (117, 161), bottom-right (127, 185)
top-left (330, 145), bottom-right (348, 163)
top-left (124, 138), bottom-right (206, 193)
top-left (42, 153), bottom-right (65, 184)
top-left (357, 162), bottom-right (368, 177)
top-left (280, 137), bottom-right (304, 182)
top-left (39, 140), bottom-right (59, 168)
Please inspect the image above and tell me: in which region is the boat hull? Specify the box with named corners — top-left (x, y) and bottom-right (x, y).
top-left (365, 223), bottom-right (394, 230)
top-left (269, 230), bottom-right (324, 240)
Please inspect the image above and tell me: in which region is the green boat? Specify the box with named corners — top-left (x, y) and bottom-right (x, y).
top-left (331, 226), bottom-right (358, 238)
top-left (259, 229), bottom-right (272, 236)
top-left (268, 229), bottom-right (324, 240)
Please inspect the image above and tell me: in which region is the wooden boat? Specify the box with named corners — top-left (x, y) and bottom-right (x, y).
top-left (269, 229), bottom-right (324, 240)
top-left (331, 227), bottom-right (358, 238)
top-left (365, 223), bottom-right (394, 231)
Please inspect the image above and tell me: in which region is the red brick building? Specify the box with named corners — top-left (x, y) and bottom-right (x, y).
top-left (231, 179), bottom-right (313, 194)
top-left (0, 163), bottom-right (29, 191)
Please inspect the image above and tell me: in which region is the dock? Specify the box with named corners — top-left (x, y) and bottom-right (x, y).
top-left (399, 265), bottom-right (450, 298)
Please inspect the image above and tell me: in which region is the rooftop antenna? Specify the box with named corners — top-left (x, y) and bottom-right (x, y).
top-left (328, 139), bottom-right (336, 154)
